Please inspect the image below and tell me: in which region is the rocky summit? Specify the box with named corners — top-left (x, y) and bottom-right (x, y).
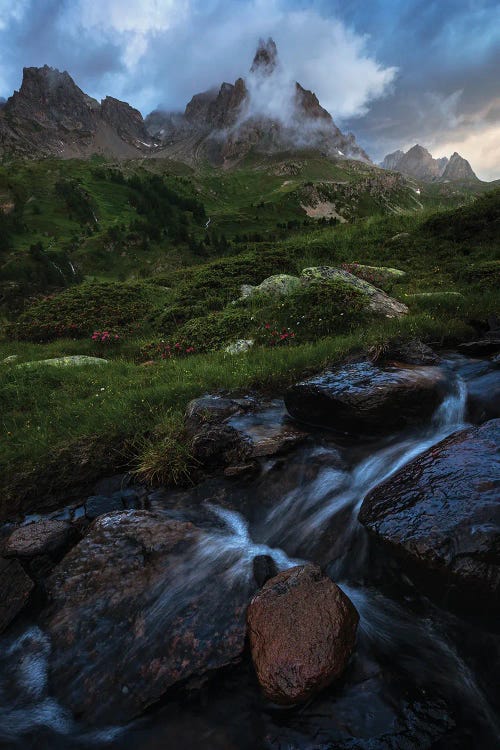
top-left (381, 143), bottom-right (479, 182)
top-left (0, 65), bottom-right (152, 159)
top-left (146, 37), bottom-right (370, 166)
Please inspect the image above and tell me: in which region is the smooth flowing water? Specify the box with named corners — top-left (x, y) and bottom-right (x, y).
top-left (0, 356), bottom-right (498, 749)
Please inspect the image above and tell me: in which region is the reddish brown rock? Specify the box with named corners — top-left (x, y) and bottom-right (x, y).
top-left (43, 510), bottom-right (250, 724)
top-left (0, 557), bottom-right (34, 633)
top-left (247, 564), bottom-right (358, 705)
top-left (4, 519), bottom-right (75, 559)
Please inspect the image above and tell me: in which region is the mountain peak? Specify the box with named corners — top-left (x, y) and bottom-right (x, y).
top-left (441, 151), bottom-right (478, 181)
top-left (381, 144), bottom-right (478, 182)
top-left (250, 37), bottom-right (278, 75)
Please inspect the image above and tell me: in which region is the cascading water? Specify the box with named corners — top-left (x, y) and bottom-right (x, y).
top-left (0, 357), bottom-right (497, 749)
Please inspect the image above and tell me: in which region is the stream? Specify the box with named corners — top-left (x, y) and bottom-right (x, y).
top-left (0, 355), bottom-right (498, 749)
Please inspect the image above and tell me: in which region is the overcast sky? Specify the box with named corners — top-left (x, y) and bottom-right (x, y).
top-left (0, 0), bottom-right (499, 179)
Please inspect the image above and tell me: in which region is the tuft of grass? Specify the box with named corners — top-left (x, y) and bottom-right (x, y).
top-left (132, 410), bottom-right (196, 486)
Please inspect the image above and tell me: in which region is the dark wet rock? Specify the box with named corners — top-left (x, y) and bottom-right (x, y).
top-left (285, 361), bottom-right (448, 434)
top-left (3, 519), bottom-right (76, 559)
top-left (191, 423), bottom-right (253, 468)
top-left (458, 337), bottom-right (500, 356)
top-left (467, 367), bottom-right (500, 422)
top-left (253, 555), bottom-right (278, 588)
top-left (248, 424), bottom-right (308, 458)
top-left (92, 473), bottom-right (130, 495)
top-left (359, 420), bottom-right (500, 602)
top-left (379, 338), bottom-right (440, 366)
top-left (224, 462), bottom-right (260, 479)
top-left (43, 510), bottom-right (250, 724)
top-left (247, 564), bottom-right (358, 705)
top-left (84, 494), bottom-right (124, 519)
top-left (185, 395), bottom-right (255, 435)
top-left (0, 557), bottom-right (34, 633)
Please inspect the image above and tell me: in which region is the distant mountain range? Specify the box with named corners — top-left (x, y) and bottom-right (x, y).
top-left (0, 39), bottom-right (369, 167)
top-left (0, 41), bottom-right (485, 182)
top-left (381, 144), bottom-right (478, 182)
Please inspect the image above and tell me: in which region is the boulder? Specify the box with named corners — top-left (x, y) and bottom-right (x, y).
top-left (301, 267), bottom-right (408, 318)
top-left (191, 423), bottom-right (253, 468)
top-left (252, 555), bottom-right (278, 588)
top-left (240, 274), bottom-right (301, 300)
top-left (285, 361), bottom-right (448, 433)
top-left (186, 398), bottom-right (307, 467)
top-left (224, 339), bottom-right (254, 354)
top-left (43, 510), bottom-right (250, 724)
top-left (378, 338), bottom-right (440, 366)
top-left (389, 232), bottom-right (410, 242)
top-left (344, 263), bottom-right (406, 282)
top-left (466, 367), bottom-right (500, 422)
top-left (17, 355), bottom-right (108, 369)
top-left (3, 519), bottom-right (75, 559)
top-left (458, 337), bottom-right (500, 356)
top-left (0, 558), bottom-right (34, 633)
top-left (247, 564), bottom-right (358, 705)
top-left (84, 494), bottom-right (124, 520)
top-left (359, 420), bottom-right (500, 602)
top-left (185, 395), bottom-right (254, 435)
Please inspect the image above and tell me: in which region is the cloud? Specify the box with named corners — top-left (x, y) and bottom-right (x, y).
top-left (0, 0), bottom-right (396, 123)
top-left (0, 0), bottom-right (498, 178)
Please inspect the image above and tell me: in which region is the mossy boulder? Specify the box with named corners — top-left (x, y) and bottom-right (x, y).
top-left (18, 356), bottom-right (108, 369)
top-left (240, 274), bottom-right (302, 300)
top-left (301, 267), bottom-right (408, 318)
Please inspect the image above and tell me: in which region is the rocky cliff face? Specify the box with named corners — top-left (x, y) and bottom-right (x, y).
top-left (147, 38), bottom-right (370, 166)
top-left (441, 151), bottom-right (478, 181)
top-left (0, 41), bottom-right (370, 165)
top-left (0, 65), bottom-right (154, 159)
top-left (381, 143), bottom-right (478, 182)
top-left (380, 150), bottom-right (404, 171)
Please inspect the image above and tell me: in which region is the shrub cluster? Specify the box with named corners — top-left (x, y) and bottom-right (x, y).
top-left (8, 281), bottom-right (157, 342)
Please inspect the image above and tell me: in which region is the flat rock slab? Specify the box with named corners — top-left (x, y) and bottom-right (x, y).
top-left (0, 557), bottom-right (34, 633)
top-left (17, 355), bottom-right (108, 369)
top-left (285, 361), bottom-right (448, 434)
top-left (247, 564), bottom-right (358, 705)
top-left (43, 510), bottom-right (250, 724)
top-left (359, 419), bottom-right (500, 601)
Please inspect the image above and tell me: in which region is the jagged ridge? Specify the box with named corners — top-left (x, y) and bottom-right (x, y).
top-left (146, 37), bottom-right (371, 165)
top-left (381, 144), bottom-right (479, 182)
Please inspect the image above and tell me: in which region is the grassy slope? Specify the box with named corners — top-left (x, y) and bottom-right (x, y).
top-left (1, 153), bottom-right (492, 308)
top-left (0, 157), bottom-right (499, 518)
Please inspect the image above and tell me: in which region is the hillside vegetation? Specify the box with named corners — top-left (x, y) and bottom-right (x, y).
top-left (0, 155), bottom-right (499, 517)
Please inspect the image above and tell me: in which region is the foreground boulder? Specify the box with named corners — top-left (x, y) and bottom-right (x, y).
top-left (4, 519), bottom-right (75, 559)
top-left (43, 511), bottom-right (250, 723)
top-left (285, 361), bottom-right (448, 433)
top-left (0, 558), bottom-right (34, 633)
top-left (359, 420), bottom-right (500, 602)
top-left (247, 564), bottom-right (358, 705)
top-left (240, 274), bottom-right (301, 299)
top-left (186, 396), bottom-right (308, 470)
top-left (301, 267), bottom-right (408, 318)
